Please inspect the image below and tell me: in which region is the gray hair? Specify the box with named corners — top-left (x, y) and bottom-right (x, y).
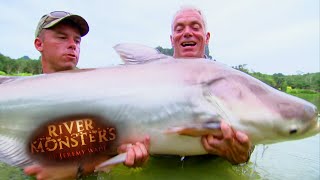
top-left (171, 6), bottom-right (208, 33)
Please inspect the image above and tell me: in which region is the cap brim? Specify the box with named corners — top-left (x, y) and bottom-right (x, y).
top-left (43, 15), bottom-right (89, 37)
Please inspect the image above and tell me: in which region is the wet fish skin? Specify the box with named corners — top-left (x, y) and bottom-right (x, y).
top-left (0, 44), bottom-right (318, 169)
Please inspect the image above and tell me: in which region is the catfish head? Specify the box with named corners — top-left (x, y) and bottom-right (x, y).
top-left (203, 66), bottom-right (319, 144)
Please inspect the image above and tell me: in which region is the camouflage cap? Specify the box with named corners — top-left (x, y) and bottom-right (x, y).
top-left (35, 11), bottom-right (89, 38)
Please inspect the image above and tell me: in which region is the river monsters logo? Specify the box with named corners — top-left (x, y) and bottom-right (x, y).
top-left (28, 115), bottom-right (118, 163)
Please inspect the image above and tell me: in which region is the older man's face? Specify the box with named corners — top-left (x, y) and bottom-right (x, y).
top-left (171, 9), bottom-right (210, 58)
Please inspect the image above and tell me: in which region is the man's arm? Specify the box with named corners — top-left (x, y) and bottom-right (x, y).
top-left (201, 121), bottom-right (254, 164)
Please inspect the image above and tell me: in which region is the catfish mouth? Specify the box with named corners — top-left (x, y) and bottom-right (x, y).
top-left (181, 41), bottom-right (196, 47)
top-left (304, 115), bottom-right (320, 135)
top-left (301, 109), bottom-right (320, 136)
top-left (284, 116), bottom-right (320, 140)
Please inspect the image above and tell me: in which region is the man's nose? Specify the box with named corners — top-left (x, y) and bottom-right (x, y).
top-left (183, 27), bottom-right (192, 38)
top-left (68, 38), bottom-right (77, 50)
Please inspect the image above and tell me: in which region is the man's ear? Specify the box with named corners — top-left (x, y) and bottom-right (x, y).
top-left (170, 35), bottom-right (174, 47)
top-left (205, 32), bottom-right (211, 44)
top-left (34, 38), bottom-right (43, 52)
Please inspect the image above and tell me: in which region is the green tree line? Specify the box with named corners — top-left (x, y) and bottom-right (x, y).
top-left (1, 48), bottom-right (319, 93)
top-left (0, 54), bottom-right (42, 75)
top-left (156, 46), bottom-right (319, 93)
top-left (232, 64), bottom-right (320, 93)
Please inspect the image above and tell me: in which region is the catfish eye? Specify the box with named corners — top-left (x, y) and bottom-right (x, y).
top-left (289, 129), bottom-right (298, 134)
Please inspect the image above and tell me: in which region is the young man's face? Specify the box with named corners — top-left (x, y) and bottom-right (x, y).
top-left (170, 9), bottom-right (210, 58)
top-left (35, 22), bottom-right (81, 73)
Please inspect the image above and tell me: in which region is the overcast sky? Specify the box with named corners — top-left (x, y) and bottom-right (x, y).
top-left (0, 0), bottom-right (319, 75)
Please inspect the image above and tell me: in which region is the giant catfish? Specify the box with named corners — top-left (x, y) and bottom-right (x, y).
top-left (0, 43), bottom-right (318, 171)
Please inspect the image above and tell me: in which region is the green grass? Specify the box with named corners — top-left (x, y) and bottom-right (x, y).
top-left (288, 88), bottom-right (318, 94)
top-left (6, 73), bottom-right (33, 76)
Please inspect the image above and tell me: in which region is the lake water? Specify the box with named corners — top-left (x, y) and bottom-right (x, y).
top-left (0, 94), bottom-right (319, 180)
top-left (1, 135), bottom-right (318, 180)
top-left (93, 134), bottom-right (320, 180)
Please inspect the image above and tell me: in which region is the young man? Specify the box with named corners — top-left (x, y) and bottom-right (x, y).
top-left (33, 11), bottom-right (88, 73)
top-left (170, 7), bottom-right (253, 164)
top-left (24, 11), bottom-right (149, 180)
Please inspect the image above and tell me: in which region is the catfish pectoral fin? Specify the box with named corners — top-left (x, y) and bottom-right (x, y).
top-left (95, 153), bottom-right (127, 172)
top-left (165, 122), bottom-right (222, 137)
top-left (0, 76), bottom-right (22, 84)
top-left (0, 135), bottom-right (34, 168)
